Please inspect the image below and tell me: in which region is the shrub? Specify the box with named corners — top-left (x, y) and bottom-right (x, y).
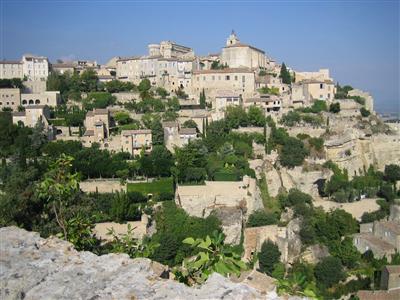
top-left (329, 102), bottom-right (341, 113)
top-left (314, 256), bottom-right (345, 288)
top-left (280, 137), bottom-right (309, 168)
top-left (360, 107), bottom-right (370, 117)
top-left (247, 210), bottom-right (278, 227)
top-left (258, 240), bottom-right (281, 276)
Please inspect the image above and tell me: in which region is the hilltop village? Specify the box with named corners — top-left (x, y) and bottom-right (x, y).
top-left (1, 32), bottom-right (400, 299)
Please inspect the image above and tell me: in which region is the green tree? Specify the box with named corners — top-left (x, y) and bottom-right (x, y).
top-left (258, 240), bottom-right (281, 276)
top-left (329, 102), bottom-right (341, 113)
top-left (174, 231), bottom-right (247, 285)
top-left (384, 164), bottom-right (400, 191)
top-left (114, 111), bottom-right (132, 125)
top-left (138, 79), bottom-right (152, 100)
top-left (360, 107), bottom-right (371, 117)
top-left (156, 87), bottom-right (169, 98)
top-left (247, 210), bottom-right (278, 227)
top-left (314, 256), bottom-right (345, 288)
top-left (80, 69), bottom-right (99, 92)
top-left (199, 89), bottom-right (206, 109)
top-left (247, 105), bottom-right (266, 126)
top-left (280, 137), bottom-right (309, 168)
top-left (182, 119), bottom-right (198, 131)
top-left (280, 63), bottom-right (291, 84)
top-left (36, 154), bottom-right (79, 239)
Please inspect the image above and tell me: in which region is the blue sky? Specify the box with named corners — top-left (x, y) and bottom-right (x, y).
top-left (1, 0), bottom-right (399, 113)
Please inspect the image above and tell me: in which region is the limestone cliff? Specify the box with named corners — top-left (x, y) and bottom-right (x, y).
top-left (0, 226), bottom-right (291, 300)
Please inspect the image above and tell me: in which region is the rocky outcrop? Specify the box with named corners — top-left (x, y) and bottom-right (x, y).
top-left (0, 226), bottom-right (287, 300)
top-left (211, 207), bottom-right (243, 245)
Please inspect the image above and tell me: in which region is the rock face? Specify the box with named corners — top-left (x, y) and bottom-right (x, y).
top-left (0, 226), bottom-right (288, 300)
top-left (211, 207), bottom-right (243, 245)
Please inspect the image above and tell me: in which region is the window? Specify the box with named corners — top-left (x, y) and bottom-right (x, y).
top-left (235, 76), bottom-right (238, 81)
top-left (226, 75), bottom-right (230, 80)
top-left (320, 83), bottom-right (323, 89)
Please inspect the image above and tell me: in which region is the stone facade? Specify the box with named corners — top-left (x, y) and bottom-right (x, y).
top-left (221, 31), bottom-right (267, 69)
top-left (79, 179), bottom-right (127, 194)
top-left (381, 265), bottom-right (400, 291)
top-left (0, 60), bottom-right (23, 79)
top-left (21, 91), bottom-right (60, 107)
top-left (191, 68), bottom-right (256, 99)
top-left (0, 88), bottom-right (21, 111)
top-left (121, 129), bottom-right (152, 156)
top-left (214, 90), bottom-right (241, 111)
top-left (83, 108), bottom-right (111, 145)
top-left (22, 55), bottom-right (49, 81)
top-left (244, 95), bottom-right (282, 114)
top-left (353, 216), bottom-right (400, 261)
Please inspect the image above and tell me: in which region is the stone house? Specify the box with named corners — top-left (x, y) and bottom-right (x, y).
top-left (191, 68), bottom-right (256, 100)
top-left (353, 219), bottom-right (400, 261)
top-left (244, 94), bottom-right (282, 114)
top-left (214, 90), bottom-right (242, 112)
top-left (221, 31), bottom-right (268, 70)
top-left (0, 88), bottom-right (21, 111)
top-left (0, 60), bottom-right (23, 79)
top-left (381, 265), bottom-right (400, 291)
top-left (83, 108), bottom-right (110, 145)
top-left (22, 55), bottom-right (49, 81)
top-left (121, 129), bottom-right (152, 156)
top-left (162, 121), bottom-right (198, 152)
top-left (12, 105), bottom-right (55, 139)
top-left (21, 91), bottom-right (61, 107)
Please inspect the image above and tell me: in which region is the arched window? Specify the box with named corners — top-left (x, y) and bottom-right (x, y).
top-left (22, 100), bottom-right (27, 105)
top-left (29, 99), bottom-right (34, 105)
top-left (35, 99), bottom-right (40, 104)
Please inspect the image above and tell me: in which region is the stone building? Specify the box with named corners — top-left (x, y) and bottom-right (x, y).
top-left (21, 91), bottom-right (61, 107)
top-left (191, 68), bottom-right (256, 99)
top-left (22, 55), bottom-right (49, 81)
top-left (214, 90), bottom-right (242, 112)
top-left (291, 80), bottom-right (335, 105)
top-left (353, 217), bottom-right (400, 261)
top-left (83, 108), bottom-right (111, 144)
top-left (0, 88), bottom-right (21, 111)
top-left (221, 31), bottom-right (267, 69)
top-left (294, 68), bottom-right (332, 83)
top-left (243, 218), bottom-right (302, 263)
top-left (0, 60), bottom-right (23, 79)
top-left (116, 41), bottom-right (196, 93)
top-left (121, 129), bottom-right (152, 156)
top-left (348, 88), bottom-right (374, 112)
top-left (162, 121), bottom-right (198, 152)
top-left (51, 63), bottom-right (75, 75)
top-left (381, 265), bottom-right (400, 291)
top-left (12, 105), bottom-right (55, 139)
top-left (244, 94), bottom-right (282, 114)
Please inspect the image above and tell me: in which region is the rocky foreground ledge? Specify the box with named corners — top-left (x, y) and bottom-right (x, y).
top-left (0, 227), bottom-right (292, 300)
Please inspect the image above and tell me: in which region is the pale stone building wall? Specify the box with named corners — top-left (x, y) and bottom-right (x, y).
top-left (0, 88), bottom-right (21, 111)
top-left (0, 61), bottom-right (23, 79)
top-left (79, 179), bottom-right (127, 194)
top-left (221, 32), bottom-right (267, 69)
top-left (295, 68), bottom-right (331, 83)
top-left (21, 91), bottom-right (60, 107)
top-left (214, 90), bottom-right (241, 111)
top-left (243, 95), bottom-right (282, 114)
top-left (22, 55), bottom-right (49, 81)
top-left (348, 88), bottom-right (374, 112)
top-left (23, 80), bottom-right (47, 93)
top-left (121, 129), bottom-right (152, 156)
top-left (191, 68), bottom-right (256, 99)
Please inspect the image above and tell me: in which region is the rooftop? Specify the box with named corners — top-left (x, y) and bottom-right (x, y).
top-left (193, 68), bottom-right (253, 75)
top-left (179, 127), bottom-right (197, 135)
top-left (216, 90), bottom-right (240, 98)
top-left (385, 265), bottom-right (400, 274)
top-left (0, 60), bottom-right (22, 64)
top-left (379, 221), bottom-right (400, 235)
top-left (354, 233), bottom-right (396, 252)
top-left (83, 130), bottom-right (94, 136)
top-left (121, 129), bottom-right (152, 136)
top-left (224, 43), bottom-right (265, 54)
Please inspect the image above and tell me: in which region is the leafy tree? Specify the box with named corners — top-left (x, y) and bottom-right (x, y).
top-left (0, 78), bottom-right (24, 89)
top-left (156, 87), bottom-right (169, 98)
top-left (280, 137), bottom-right (309, 168)
top-left (80, 69), bottom-right (99, 92)
top-left (36, 154), bottom-right (79, 239)
top-left (225, 106), bottom-right (248, 128)
top-left (150, 120), bottom-right (164, 145)
top-left (329, 102), bottom-right (341, 113)
top-left (360, 107), bottom-right (370, 117)
top-left (199, 89), bottom-right (206, 109)
top-left (166, 97), bottom-right (180, 111)
top-left (280, 63), bottom-right (291, 84)
top-left (64, 214), bottom-right (100, 252)
top-left (384, 164), bottom-right (400, 191)
top-left (174, 231), bottom-right (247, 285)
top-left (328, 237), bottom-right (361, 268)
top-left (182, 119), bottom-right (198, 130)
top-left (258, 240), bottom-right (281, 276)
top-left (314, 256), bottom-right (345, 288)
top-left (247, 105), bottom-right (266, 126)
top-left (138, 79), bottom-right (151, 100)
top-left (84, 92), bottom-right (116, 110)
top-left (162, 110), bottom-right (179, 121)
top-left (280, 111), bottom-right (301, 127)
top-left (247, 210), bottom-right (278, 227)
top-left (114, 111), bottom-right (132, 125)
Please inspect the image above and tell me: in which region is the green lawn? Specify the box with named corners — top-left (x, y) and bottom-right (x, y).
top-left (127, 177), bottom-right (174, 196)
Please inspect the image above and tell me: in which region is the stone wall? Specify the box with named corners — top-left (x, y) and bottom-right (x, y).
top-left (79, 179), bottom-right (127, 193)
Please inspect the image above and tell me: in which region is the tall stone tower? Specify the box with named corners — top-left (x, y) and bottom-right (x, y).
top-left (226, 30), bottom-right (240, 46)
